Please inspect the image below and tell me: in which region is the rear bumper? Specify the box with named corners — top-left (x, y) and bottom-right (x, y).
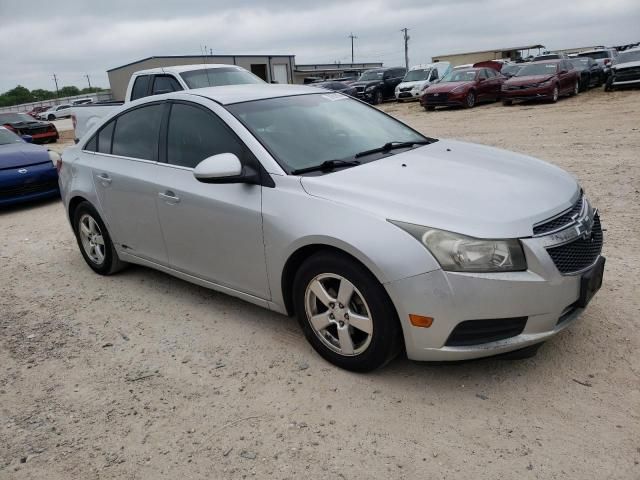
top-left (30, 131), bottom-right (59, 144)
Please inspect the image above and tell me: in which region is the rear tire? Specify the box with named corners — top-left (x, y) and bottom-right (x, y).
top-left (425, 105), bottom-right (436, 111)
top-left (293, 251), bottom-right (402, 372)
top-left (72, 201), bottom-right (126, 275)
top-left (502, 100), bottom-right (513, 106)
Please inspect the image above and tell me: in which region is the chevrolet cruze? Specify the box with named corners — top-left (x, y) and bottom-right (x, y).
top-left (58, 84), bottom-right (605, 371)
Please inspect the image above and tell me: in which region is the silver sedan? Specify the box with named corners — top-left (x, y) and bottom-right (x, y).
top-left (58, 84), bottom-right (604, 371)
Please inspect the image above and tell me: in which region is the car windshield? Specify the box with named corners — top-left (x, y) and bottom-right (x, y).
top-left (0, 127), bottom-right (23, 145)
top-left (403, 69), bottom-right (431, 81)
top-left (358, 71), bottom-right (384, 81)
top-left (578, 51), bottom-right (610, 60)
top-left (0, 113), bottom-right (36, 123)
top-left (615, 50), bottom-right (640, 64)
top-left (570, 58), bottom-right (589, 68)
top-left (440, 70), bottom-right (477, 82)
top-left (501, 64), bottom-right (521, 76)
top-left (180, 67), bottom-right (265, 89)
top-left (227, 93), bottom-right (427, 173)
top-left (515, 63), bottom-right (558, 76)
top-left (534, 55), bottom-right (559, 61)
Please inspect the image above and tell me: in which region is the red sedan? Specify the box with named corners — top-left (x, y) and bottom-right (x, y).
top-left (420, 67), bottom-right (504, 110)
top-left (501, 60), bottom-right (580, 105)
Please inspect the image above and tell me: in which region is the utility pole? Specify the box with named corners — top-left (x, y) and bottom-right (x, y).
top-left (52, 73), bottom-right (60, 100)
top-left (85, 74), bottom-right (92, 90)
top-left (401, 28), bottom-right (410, 70)
top-left (348, 33), bottom-right (357, 63)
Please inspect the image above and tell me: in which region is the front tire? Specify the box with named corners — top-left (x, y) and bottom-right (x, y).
top-left (72, 201), bottom-right (126, 275)
top-left (373, 90), bottom-right (383, 105)
top-left (47, 114), bottom-right (55, 121)
top-left (425, 105), bottom-right (436, 111)
top-left (502, 99), bottom-right (513, 106)
top-left (465, 91), bottom-right (475, 108)
top-left (551, 85), bottom-right (559, 102)
top-left (293, 252), bottom-right (402, 372)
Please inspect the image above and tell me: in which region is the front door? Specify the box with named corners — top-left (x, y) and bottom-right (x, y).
top-left (154, 101), bottom-right (269, 298)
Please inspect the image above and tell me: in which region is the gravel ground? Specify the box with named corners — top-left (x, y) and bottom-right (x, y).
top-left (1, 87), bottom-right (639, 479)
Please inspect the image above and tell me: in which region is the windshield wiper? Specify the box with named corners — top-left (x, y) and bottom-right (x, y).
top-left (291, 159), bottom-right (361, 175)
top-left (354, 140), bottom-right (432, 159)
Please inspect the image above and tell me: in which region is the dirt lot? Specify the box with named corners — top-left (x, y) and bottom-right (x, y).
top-left (1, 88), bottom-right (639, 479)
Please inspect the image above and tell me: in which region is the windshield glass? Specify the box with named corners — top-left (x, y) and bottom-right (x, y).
top-left (570, 58), bottom-right (589, 68)
top-left (403, 69), bottom-right (431, 82)
top-left (440, 70), bottom-right (477, 82)
top-left (578, 51), bottom-right (610, 60)
top-left (501, 64), bottom-right (521, 76)
top-left (358, 71), bottom-right (384, 81)
top-left (227, 93), bottom-right (426, 173)
top-left (0, 113), bottom-right (36, 123)
top-left (515, 63), bottom-right (558, 76)
top-left (0, 127), bottom-right (22, 145)
top-left (615, 50), bottom-right (640, 64)
top-left (180, 67), bottom-right (265, 89)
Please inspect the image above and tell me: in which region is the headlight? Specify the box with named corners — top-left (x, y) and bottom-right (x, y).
top-left (451, 85), bottom-right (466, 93)
top-left (389, 221), bottom-right (527, 272)
top-left (365, 85), bottom-right (376, 92)
top-left (538, 80), bottom-right (552, 87)
top-left (48, 149), bottom-right (61, 168)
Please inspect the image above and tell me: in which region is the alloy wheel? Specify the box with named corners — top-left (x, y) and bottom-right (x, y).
top-left (78, 213), bottom-right (106, 265)
top-left (466, 91), bottom-right (475, 107)
top-left (574, 81), bottom-right (579, 95)
top-left (304, 273), bottom-right (373, 356)
top-left (552, 86), bottom-right (559, 102)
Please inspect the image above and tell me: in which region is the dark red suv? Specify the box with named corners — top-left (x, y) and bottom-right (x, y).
top-left (501, 60), bottom-right (579, 105)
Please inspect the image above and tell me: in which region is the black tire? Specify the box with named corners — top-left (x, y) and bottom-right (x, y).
top-left (292, 251), bottom-right (402, 372)
top-left (465, 90), bottom-right (475, 108)
top-left (72, 201), bottom-right (126, 275)
top-left (425, 105), bottom-right (436, 111)
top-left (47, 114), bottom-right (55, 121)
top-left (569, 80), bottom-right (579, 96)
top-left (551, 85), bottom-right (559, 103)
top-left (502, 100), bottom-right (513, 106)
top-left (604, 76), bottom-right (614, 92)
top-left (373, 90), bottom-right (383, 105)
top-left (596, 73), bottom-right (604, 87)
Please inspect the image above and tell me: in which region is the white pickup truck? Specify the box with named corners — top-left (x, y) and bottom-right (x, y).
top-left (71, 64), bottom-right (265, 142)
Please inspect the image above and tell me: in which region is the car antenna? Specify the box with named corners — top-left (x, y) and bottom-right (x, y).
top-left (200, 44), bottom-right (213, 87)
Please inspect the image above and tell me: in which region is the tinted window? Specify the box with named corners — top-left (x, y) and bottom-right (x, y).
top-left (152, 75), bottom-right (183, 95)
top-left (485, 69), bottom-right (496, 78)
top-left (97, 121), bottom-right (115, 154)
top-left (112, 104), bottom-right (163, 160)
top-left (130, 75), bottom-right (151, 100)
top-left (84, 135), bottom-right (97, 152)
top-left (479, 69), bottom-right (488, 79)
top-left (167, 103), bottom-right (243, 169)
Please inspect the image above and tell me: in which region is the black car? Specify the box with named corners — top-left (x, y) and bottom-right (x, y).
top-left (311, 81), bottom-right (357, 97)
top-left (0, 113), bottom-right (59, 144)
top-left (351, 67), bottom-right (406, 104)
top-left (569, 57), bottom-right (605, 91)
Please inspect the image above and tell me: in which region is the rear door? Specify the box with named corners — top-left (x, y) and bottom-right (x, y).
top-left (88, 103), bottom-right (168, 264)
top-left (476, 69), bottom-right (491, 100)
top-left (154, 101), bottom-right (269, 298)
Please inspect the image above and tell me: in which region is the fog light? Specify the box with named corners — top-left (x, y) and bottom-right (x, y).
top-left (409, 314), bottom-right (433, 328)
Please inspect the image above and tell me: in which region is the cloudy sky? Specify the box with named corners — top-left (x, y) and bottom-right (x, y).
top-left (1, 0), bottom-right (638, 92)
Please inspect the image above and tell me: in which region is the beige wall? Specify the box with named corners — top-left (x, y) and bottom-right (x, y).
top-left (107, 56), bottom-right (295, 100)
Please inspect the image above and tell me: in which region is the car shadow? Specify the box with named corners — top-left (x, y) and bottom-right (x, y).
top-left (0, 195), bottom-right (61, 215)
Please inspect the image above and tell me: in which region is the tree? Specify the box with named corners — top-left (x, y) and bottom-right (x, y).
top-left (59, 86), bottom-right (81, 97)
top-left (0, 84), bottom-right (106, 107)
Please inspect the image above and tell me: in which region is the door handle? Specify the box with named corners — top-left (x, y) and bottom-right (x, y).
top-left (158, 191), bottom-right (180, 203)
top-left (96, 173), bottom-right (112, 184)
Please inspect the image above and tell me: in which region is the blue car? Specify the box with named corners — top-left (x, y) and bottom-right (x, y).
top-left (0, 126), bottom-right (60, 207)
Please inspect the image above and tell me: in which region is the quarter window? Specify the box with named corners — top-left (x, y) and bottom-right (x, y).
top-left (152, 75), bottom-right (183, 95)
top-left (166, 103), bottom-right (243, 169)
top-left (130, 75), bottom-right (151, 100)
top-left (111, 104), bottom-right (163, 161)
top-left (97, 121), bottom-right (115, 154)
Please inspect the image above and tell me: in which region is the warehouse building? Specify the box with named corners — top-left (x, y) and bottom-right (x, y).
top-left (107, 54), bottom-right (295, 100)
top-left (432, 44), bottom-right (545, 66)
top-left (294, 62), bottom-right (383, 84)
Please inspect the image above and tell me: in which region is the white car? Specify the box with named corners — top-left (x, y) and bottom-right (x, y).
top-left (395, 62), bottom-right (451, 101)
top-left (38, 104), bottom-right (72, 121)
top-left (606, 47), bottom-right (640, 90)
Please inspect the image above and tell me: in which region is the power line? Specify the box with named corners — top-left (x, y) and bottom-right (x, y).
top-left (348, 33), bottom-right (357, 63)
top-left (401, 28), bottom-right (410, 70)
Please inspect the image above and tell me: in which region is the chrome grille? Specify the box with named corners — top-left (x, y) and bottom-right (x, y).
top-left (533, 193), bottom-right (584, 235)
top-left (546, 214), bottom-right (603, 274)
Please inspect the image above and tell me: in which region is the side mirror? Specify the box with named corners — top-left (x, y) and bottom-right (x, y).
top-left (478, 77), bottom-right (485, 82)
top-left (193, 153), bottom-right (259, 184)
top-left (21, 135), bottom-right (33, 143)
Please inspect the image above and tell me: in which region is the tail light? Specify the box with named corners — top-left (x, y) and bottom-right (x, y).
top-left (71, 114), bottom-right (77, 130)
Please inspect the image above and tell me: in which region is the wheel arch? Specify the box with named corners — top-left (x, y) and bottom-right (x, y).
top-left (67, 195), bottom-right (90, 223)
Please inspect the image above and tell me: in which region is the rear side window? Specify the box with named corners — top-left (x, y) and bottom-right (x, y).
top-left (97, 121), bottom-right (115, 154)
top-left (152, 75), bottom-right (183, 95)
top-left (112, 104), bottom-right (163, 160)
top-left (130, 75), bottom-right (151, 100)
top-left (166, 103), bottom-right (244, 169)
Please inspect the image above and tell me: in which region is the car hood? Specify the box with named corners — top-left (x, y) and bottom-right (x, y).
top-left (300, 139), bottom-right (579, 239)
top-left (397, 80), bottom-right (428, 90)
top-left (351, 80), bottom-right (382, 88)
top-left (505, 75), bottom-right (554, 86)
top-left (614, 60), bottom-right (640, 70)
top-left (424, 81), bottom-right (472, 93)
top-left (0, 142), bottom-right (50, 170)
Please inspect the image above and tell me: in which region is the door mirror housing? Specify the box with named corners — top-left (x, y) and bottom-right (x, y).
top-left (193, 153), bottom-right (259, 184)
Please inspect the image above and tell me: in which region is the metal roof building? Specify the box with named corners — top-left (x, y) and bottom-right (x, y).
top-left (432, 44), bottom-right (545, 66)
top-left (107, 54), bottom-right (295, 101)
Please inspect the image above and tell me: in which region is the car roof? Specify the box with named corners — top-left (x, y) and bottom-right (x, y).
top-left (133, 64), bottom-right (246, 75)
top-left (179, 84), bottom-right (330, 105)
top-left (529, 59), bottom-right (562, 64)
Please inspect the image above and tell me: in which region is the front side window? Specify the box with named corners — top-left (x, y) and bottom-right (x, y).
top-left (166, 103), bottom-right (243, 169)
top-left (131, 75), bottom-right (151, 100)
top-left (227, 93), bottom-right (426, 173)
top-left (111, 104), bottom-right (163, 160)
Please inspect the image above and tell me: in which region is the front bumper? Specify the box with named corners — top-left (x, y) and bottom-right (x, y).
top-left (421, 91), bottom-right (466, 107)
top-left (502, 85), bottom-right (554, 101)
top-left (384, 235), bottom-right (603, 361)
top-left (396, 90), bottom-right (422, 101)
top-left (0, 163), bottom-right (59, 207)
